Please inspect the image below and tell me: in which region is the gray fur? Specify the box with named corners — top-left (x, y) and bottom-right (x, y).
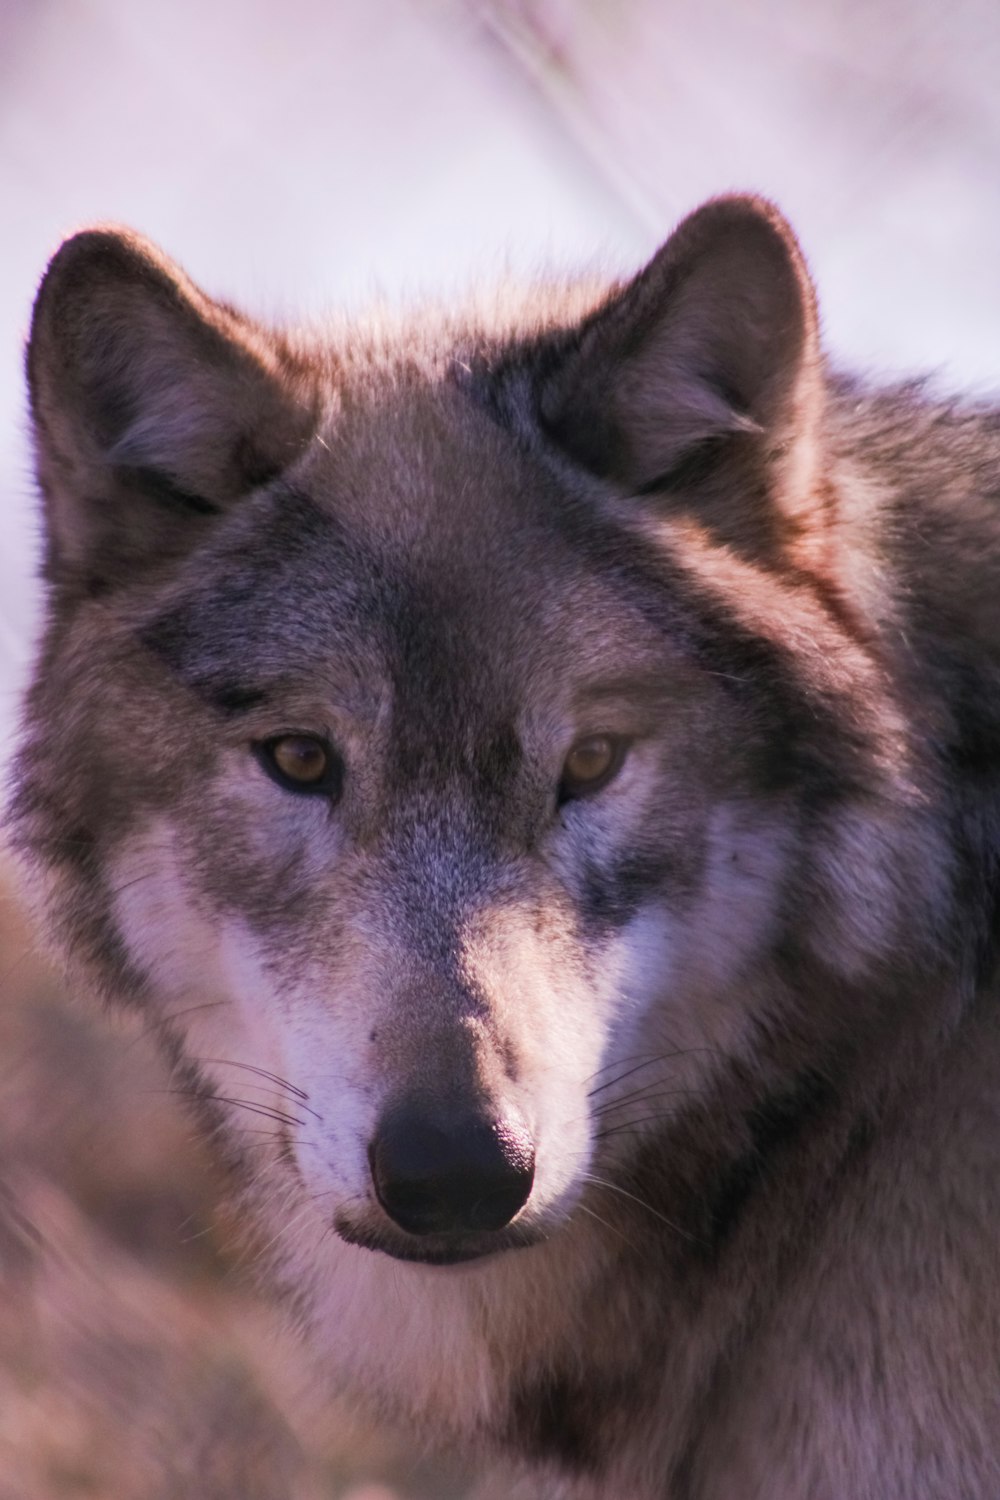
top-left (12, 196), bottom-right (1000, 1497)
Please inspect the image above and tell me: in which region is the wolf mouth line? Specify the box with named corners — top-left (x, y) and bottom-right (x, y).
top-left (333, 1217), bottom-right (545, 1266)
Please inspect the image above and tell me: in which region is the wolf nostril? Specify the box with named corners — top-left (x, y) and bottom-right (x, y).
top-left (369, 1102), bottom-right (536, 1237)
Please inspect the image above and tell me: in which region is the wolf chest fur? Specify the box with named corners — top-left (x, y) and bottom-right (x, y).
top-left (14, 196), bottom-right (1000, 1497)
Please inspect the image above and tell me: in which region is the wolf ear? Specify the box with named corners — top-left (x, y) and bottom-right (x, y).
top-left (537, 195), bottom-right (824, 560)
top-left (27, 228), bottom-right (319, 595)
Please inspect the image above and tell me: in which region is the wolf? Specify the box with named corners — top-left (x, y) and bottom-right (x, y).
top-left (11, 194), bottom-right (1000, 1498)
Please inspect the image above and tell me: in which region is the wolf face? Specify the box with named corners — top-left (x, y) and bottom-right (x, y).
top-left (17, 198), bottom-right (990, 1487)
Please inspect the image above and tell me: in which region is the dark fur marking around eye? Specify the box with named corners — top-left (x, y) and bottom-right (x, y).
top-left (138, 614), bottom-right (272, 715)
top-left (578, 847), bottom-right (684, 929)
top-left (557, 505), bottom-right (876, 806)
top-left (136, 491), bottom-right (351, 671)
top-left (205, 683), bottom-right (269, 715)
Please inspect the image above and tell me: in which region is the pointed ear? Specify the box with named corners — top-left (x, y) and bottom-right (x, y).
top-left (27, 228), bottom-right (319, 595)
top-left (538, 195), bottom-right (824, 560)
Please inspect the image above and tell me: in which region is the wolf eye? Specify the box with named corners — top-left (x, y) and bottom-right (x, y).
top-left (559, 735), bottom-right (626, 802)
top-left (255, 735), bottom-right (341, 796)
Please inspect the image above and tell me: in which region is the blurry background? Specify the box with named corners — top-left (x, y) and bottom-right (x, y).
top-left (1, 1), bottom-right (998, 1494)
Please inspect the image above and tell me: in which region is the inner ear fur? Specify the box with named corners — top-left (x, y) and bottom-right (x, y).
top-left (538, 195), bottom-right (825, 561)
top-left (27, 227), bottom-right (319, 595)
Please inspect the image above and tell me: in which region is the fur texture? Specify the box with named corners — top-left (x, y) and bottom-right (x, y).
top-left (12, 196), bottom-right (1000, 1497)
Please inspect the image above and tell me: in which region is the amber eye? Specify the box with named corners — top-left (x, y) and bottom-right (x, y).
top-left (256, 735), bottom-right (341, 796)
top-left (559, 735), bottom-right (626, 803)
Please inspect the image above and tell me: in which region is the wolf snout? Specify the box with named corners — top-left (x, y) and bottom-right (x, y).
top-left (368, 1100), bottom-right (536, 1237)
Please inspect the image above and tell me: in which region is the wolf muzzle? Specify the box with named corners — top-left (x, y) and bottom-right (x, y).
top-left (368, 1099), bottom-right (536, 1237)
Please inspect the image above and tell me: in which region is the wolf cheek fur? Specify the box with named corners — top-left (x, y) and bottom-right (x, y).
top-left (14, 195), bottom-right (1000, 1497)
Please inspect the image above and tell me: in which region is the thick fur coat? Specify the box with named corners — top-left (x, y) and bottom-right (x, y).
top-left (12, 196), bottom-right (1000, 1497)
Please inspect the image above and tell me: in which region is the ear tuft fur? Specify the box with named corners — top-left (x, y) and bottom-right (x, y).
top-left (28, 227), bottom-right (319, 595)
top-left (538, 195), bottom-right (825, 560)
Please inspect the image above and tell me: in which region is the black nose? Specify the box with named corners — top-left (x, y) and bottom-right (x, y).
top-left (369, 1101), bottom-right (536, 1237)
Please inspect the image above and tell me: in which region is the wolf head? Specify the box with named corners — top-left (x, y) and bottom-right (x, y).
top-left (14, 198), bottom-right (947, 1281)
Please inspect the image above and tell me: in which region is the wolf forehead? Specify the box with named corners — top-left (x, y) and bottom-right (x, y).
top-left (133, 401), bottom-right (606, 704)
